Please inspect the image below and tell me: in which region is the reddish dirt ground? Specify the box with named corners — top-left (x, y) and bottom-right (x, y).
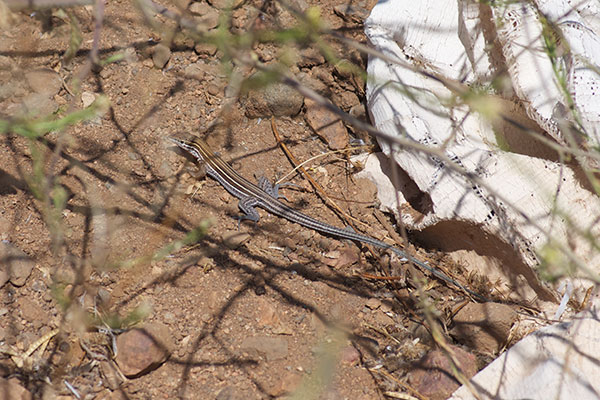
top-left (0, 1), bottom-right (517, 399)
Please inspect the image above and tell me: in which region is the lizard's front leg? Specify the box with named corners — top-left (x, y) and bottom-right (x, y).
top-left (257, 176), bottom-right (298, 201)
top-left (237, 196), bottom-right (261, 223)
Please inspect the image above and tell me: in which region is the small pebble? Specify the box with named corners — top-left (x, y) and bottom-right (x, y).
top-left (81, 91), bottom-right (96, 108)
top-left (152, 44), bottom-right (171, 69)
top-left (365, 298), bottom-right (381, 310)
top-left (223, 231), bottom-right (250, 249)
top-left (0, 242), bottom-right (35, 287)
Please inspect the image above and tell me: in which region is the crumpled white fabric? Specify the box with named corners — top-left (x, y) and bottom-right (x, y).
top-left (450, 308), bottom-right (600, 399)
top-left (362, 0), bottom-right (600, 304)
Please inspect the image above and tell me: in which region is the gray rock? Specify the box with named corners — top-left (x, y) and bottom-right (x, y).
top-left (245, 81), bottom-right (303, 118)
top-left (0, 242), bottom-right (35, 287)
top-left (288, 0), bottom-right (308, 12)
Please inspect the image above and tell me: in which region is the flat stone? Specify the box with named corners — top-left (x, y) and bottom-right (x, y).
top-left (152, 44), bottom-right (171, 69)
top-left (312, 66), bottom-right (335, 86)
top-left (25, 68), bottom-right (61, 96)
top-left (17, 297), bottom-right (48, 328)
top-left (21, 93), bottom-right (58, 115)
top-left (97, 287), bottom-right (111, 307)
top-left (365, 298), bottom-right (382, 310)
top-left (114, 322), bottom-right (174, 377)
top-left (0, 242), bottom-right (35, 287)
top-left (256, 298), bottom-right (280, 328)
top-left (407, 346), bottom-right (478, 400)
top-left (288, 0), bottom-right (308, 12)
top-left (239, 336), bottom-right (288, 361)
top-left (322, 247), bottom-right (359, 269)
top-left (244, 79), bottom-right (304, 118)
top-left (305, 98), bottom-right (349, 150)
top-left (0, 377), bottom-right (32, 400)
top-left (450, 302), bottom-right (517, 354)
top-left (223, 231), bottom-right (250, 249)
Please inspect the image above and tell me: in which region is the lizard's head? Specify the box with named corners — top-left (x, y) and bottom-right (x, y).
top-left (168, 136), bottom-right (205, 162)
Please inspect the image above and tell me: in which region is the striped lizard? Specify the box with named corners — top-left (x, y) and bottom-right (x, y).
top-left (169, 136), bottom-right (482, 299)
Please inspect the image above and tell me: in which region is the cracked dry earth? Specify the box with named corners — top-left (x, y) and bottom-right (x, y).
top-left (0, 1), bottom-right (525, 399)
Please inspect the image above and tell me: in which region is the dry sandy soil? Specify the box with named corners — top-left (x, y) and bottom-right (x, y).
top-left (0, 1), bottom-right (526, 399)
